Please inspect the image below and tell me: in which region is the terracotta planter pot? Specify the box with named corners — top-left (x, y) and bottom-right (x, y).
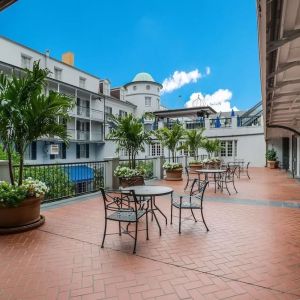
top-left (267, 161), bottom-right (277, 169)
top-left (0, 196), bottom-right (43, 228)
top-left (165, 168), bottom-right (183, 181)
top-left (189, 163), bottom-right (203, 171)
top-left (119, 176), bottom-right (145, 188)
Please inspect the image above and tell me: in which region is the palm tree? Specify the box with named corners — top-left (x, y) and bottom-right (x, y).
top-left (154, 122), bottom-right (185, 162)
top-left (0, 61), bottom-right (74, 185)
top-left (108, 114), bottom-right (151, 169)
top-left (181, 128), bottom-right (205, 160)
top-left (202, 138), bottom-right (221, 158)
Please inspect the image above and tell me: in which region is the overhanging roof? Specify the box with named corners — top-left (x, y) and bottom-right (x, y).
top-left (257, 0), bottom-right (300, 136)
top-left (0, 0), bottom-right (16, 11)
top-left (153, 106), bottom-right (216, 118)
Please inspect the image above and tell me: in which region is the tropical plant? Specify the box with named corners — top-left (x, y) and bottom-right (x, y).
top-left (0, 61), bottom-right (74, 186)
top-left (202, 138), bottom-right (221, 158)
top-left (162, 162), bottom-right (182, 170)
top-left (154, 122), bottom-right (185, 162)
top-left (180, 128), bottom-right (205, 160)
top-left (266, 149), bottom-right (277, 161)
top-left (0, 178), bottom-right (48, 208)
top-left (108, 114), bottom-right (152, 169)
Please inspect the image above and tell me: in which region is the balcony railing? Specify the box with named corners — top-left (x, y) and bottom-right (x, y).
top-left (238, 116), bottom-right (261, 127)
top-left (185, 120), bottom-right (205, 130)
top-left (209, 118), bottom-right (232, 128)
top-left (77, 131), bottom-right (90, 141)
top-left (90, 108), bottom-right (104, 121)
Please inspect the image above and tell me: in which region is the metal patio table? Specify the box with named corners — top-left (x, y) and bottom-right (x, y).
top-left (122, 185), bottom-right (173, 236)
top-left (196, 169), bottom-right (226, 193)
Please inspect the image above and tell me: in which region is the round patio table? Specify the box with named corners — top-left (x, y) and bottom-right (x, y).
top-left (196, 169), bottom-right (226, 193)
top-left (122, 185), bottom-right (173, 236)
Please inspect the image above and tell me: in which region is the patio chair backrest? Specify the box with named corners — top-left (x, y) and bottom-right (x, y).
top-left (100, 188), bottom-right (139, 217)
top-left (189, 179), bottom-right (209, 201)
top-left (226, 166), bottom-right (238, 180)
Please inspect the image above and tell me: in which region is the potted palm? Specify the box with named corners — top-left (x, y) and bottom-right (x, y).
top-left (0, 62), bottom-right (74, 233)
top-left (202, 139), bottom-right (221, 168)
top-left (181, 128), bottom-right (205, 171)
top-left (266, 149), bottom-right (277, 169)
top-left (108, 114), bottom-right (151, 187)
top-left (154, 122), bottom-right (185, 180)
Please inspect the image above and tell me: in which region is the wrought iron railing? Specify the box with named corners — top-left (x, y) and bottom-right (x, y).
top-left (209, 118), bottom-right (232, 128)
top-left (13, 161), bottom-right (107, 203)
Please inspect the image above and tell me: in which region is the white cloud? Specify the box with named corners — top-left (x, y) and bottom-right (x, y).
top-left (185, 89), bottom-right (238, 112)
top-left (161, 69), bottom-right (203, 94)
top-left (205, 67), bottom-right (211, 75)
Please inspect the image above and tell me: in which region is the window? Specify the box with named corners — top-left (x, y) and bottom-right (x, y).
top-left (25, 141), bottom-right (37, 160)
top-left (119, 110), bottom-right (127, 117)
top-left (145, 97), bottom-right (151, 107)
top-left (21, 54), bottom-right (31, 69)
top-left (54, 67), bottom-right (62, 80)
top-left (157, 98), bottom-right (160, 109)
top-left (234, 140), bottom-right (237, 157)
top-left (76, 98), bottom-right (90, 117)
top-left (79, 77), bottom-right (86, 89)
top-left (76, 144), bottom-right (89, 159)
top-left (220, 140), bottom-right (235, 157)
top-left (105, 106), bottom-right (112, 119)
top-left (151, 143), bottom-right (163, 156)
top-left (133, 85), bottom-right (137, 91)
top-left (50, 143), bottom-right (67, 160)
top-left (220, 141), bottom-right (226, 157)
top-left (120, 149), bottom-right (128, 157)
top-left (146, 85), bottom-right (150, 90)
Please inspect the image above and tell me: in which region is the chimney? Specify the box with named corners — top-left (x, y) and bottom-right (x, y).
top-left (62, 52), bottom-right (74, 66)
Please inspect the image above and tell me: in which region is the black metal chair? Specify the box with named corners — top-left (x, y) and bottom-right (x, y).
top-left (171, 179), bottom-right (209, 234)
top-left (217, 166), bottom-right (238, 195)
top-left (239, 162), bottom-right (250, 179)
top-left (100, 188), bottom-right (149, 254)
top-left (184, 166), bottom-right (200, 190)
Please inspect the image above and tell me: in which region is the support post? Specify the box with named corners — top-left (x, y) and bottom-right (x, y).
top-left (0, 160), bottom-right (11, 183)
top-left (104, 157), bottom-right (119, 189)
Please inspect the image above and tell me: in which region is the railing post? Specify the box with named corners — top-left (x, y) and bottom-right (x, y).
top-left (232, 116), bottom-right (238, 128)
top-left (205, 118), bottom-right (210, 129)
top-left (153, 156), bottom-right (164, 180)
top-left (0, 160), bottom-right (11, 183)
top-left (104, 157), bottom-right (119, 189)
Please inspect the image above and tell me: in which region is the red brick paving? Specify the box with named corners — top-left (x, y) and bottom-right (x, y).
top-left (0, 168), bottom-right (300, 299)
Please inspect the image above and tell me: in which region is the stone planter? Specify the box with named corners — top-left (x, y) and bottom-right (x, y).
top-left (267, 160), bottom-right (277, 169)
top-left (119, 175), bottom-right (145, 188)
top-left (189, 163), bottom-right (203, 171)
top-left (165, 168), bottom-right (183, 181)
top-left (0, 196), bottom-right (45, 234)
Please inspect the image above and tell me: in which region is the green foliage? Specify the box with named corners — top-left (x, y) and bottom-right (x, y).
top-left (163, 162), bottom-right (182, 170)
top-left (108, 114), bottom-right (152, 169)
top-left (154, 122), bottom-right (185, 162)
top-left (202, 138), bottom-right (221, 158)
top-left (0, 181), bottom-right (27, 208)
top-left (117, 160), bottom-right (154, 179)
top-left (266, 149), bottom-right (277, 161)
top-left (14, 166), bottom-right (75, 201)
top-left (180, 128), bottom-right (205, 159)
top-left (0, 61), bottom-right (74, 185)
top-left (0, 145), bottom-right (20, 164)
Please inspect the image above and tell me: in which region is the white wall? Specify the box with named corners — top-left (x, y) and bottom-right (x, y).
top-left (0, 37), bottom-right (100, 93)
top-left (125, 82), bottom-right (161, 117)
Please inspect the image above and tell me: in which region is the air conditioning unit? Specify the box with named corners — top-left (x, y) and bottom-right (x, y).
top-left (49, 144), bottom-right (59, 155)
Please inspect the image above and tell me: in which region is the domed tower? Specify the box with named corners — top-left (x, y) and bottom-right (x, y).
top-left (124, 72), bottom-right (163, 117)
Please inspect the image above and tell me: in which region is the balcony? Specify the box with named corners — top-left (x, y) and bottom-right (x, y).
top-left (90, 108), bottom-right (104, 121)
top-left (209, 117), bottom-right (232, 128)
top-left (185, 120), bottom-right (205, 130)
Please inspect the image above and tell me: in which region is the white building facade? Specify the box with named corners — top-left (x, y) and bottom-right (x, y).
top-left (0, 36), bottom-right (266, 167)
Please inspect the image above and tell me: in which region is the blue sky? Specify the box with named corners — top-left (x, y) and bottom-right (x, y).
top-left (0, 0), bottom-right (261, 111)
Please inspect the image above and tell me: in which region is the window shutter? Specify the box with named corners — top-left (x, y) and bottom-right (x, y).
top-left (62, 143), bottom-right (66, 159)
top-left (76, 144), bottom-right (80, 159)
top-left (31, 141), bottom-right (37, 160)
top-left (86, 144), bottom-right (89, 158)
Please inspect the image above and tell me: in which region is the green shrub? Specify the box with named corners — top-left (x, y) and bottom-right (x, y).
top-left (266, 149), bottom-right (277, 161)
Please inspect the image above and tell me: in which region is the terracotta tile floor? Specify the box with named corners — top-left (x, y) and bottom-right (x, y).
top-left (1, 168), bottom-right (300, 300)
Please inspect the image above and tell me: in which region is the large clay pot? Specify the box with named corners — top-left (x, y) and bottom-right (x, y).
top-left (165, 168), bottom-right (183, 181)
top-left (119, 176), bottom-right (145, 188)
top-left (0, 196), bottom-right (44, 230)
top-left (189, 163), bottom-right (203, 171)
top-left (267, 161), bottom-right (277, 169)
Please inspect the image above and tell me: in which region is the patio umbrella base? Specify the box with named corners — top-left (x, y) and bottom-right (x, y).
top-left (0, 215), bottom-right (45, 235)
